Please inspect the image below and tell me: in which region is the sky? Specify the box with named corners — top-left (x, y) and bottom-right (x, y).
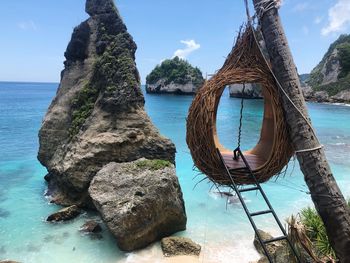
top-left (0, 0), bottom-right (349, 83)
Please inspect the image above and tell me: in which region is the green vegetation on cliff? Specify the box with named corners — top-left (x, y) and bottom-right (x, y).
top-left (308, 34), bottom-right (350, 96)
top-left (146, 57), bottom-right (204, 86)
top-left (338, 41), bottom-right (350, 78)
top-left (69, 20), bottom-right (141, 137)
top-left (69, 83), bottom-right (99, 137)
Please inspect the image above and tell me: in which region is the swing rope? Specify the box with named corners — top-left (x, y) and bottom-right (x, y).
top-left (236, 83), bottom-right (246, 149)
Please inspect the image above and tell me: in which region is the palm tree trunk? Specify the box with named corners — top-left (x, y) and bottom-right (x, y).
top-left (252, 0), bottom-right (350, 261)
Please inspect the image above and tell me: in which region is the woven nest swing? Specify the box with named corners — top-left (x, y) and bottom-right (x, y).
top-left (186, 26), bottom-right (294, 185)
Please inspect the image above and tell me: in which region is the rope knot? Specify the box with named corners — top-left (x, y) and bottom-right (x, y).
top-left (254, 0), bottom-right (281, 19)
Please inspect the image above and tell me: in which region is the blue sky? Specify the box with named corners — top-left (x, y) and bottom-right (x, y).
top-left (0, 0), bottom-right (349, 83)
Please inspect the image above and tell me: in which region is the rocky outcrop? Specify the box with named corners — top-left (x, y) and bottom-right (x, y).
top-left (161, 236), bottom-right (201, 257)
top-left (331, 89), bottom-right (350, 102)
top-left (88, 159), bottom-right (187, 251)
top-left (253, 230), bottom-right (294, 263)
top-left (306, 34), bottom-right (350, 103)
top-left (319, 49), bottom-right (341, 85)
top-left (46, 205), bottom-right (81, 222)
top-left (229, 83), bottom-right (262, 99)
top-left (300, 84), bottom-right (313, 100)
top-left (38, 0), bottom-right (176, 207)
top-left (79, 220), bottom-right (102, 233)
top-left (301, 85), bottom-right (350, 103)
top-left (146, 57), bottom-right (204, 95)
top-left (146, 80), bottom-right (200, 95)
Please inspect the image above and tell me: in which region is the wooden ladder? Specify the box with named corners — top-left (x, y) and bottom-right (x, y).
top-left (217, 147), bottom-right (301, 263)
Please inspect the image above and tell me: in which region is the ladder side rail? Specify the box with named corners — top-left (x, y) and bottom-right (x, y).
top-left (217, 149), bottom-right (274, 263)
top-left (235, 147), bottom-right (301, 263)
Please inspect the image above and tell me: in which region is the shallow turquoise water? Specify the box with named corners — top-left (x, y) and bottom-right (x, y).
top-left (0, 82), bottom-right (349, 262)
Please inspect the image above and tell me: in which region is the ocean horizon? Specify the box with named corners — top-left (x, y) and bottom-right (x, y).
top-left (1, 81), bottom-right (350, 263)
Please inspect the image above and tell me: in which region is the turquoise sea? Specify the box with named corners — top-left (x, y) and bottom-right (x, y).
top-left (0, 81), bottom-right (349, 263)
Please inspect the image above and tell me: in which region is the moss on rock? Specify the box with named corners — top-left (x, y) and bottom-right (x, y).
top-left (69, 83), bottom-right (99, 137)
top-left (135, 159), bottom-right (172, 171)
top-left (69, 20), bottom-right (141, 137)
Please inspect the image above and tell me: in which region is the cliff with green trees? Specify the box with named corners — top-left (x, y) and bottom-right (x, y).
top-left (305, 34), bottom-right (350, 103)
top-left (146, 56), bottom-right (205, 94)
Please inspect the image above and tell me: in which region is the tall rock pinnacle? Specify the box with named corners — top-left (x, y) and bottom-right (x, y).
top-left (38, 0), bottom-right (187, 250)
top-left (38, 0), bottom-right (177, 207)
top-left (85, 0), bottom-right (117, 16)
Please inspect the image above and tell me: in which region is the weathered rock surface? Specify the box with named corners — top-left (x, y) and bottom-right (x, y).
top-left (314, 91), bottom-right (330, 102)
top-left (300, 85), bottom-right (350, 103)
top-left (38, 0), bottom-right (176, 206)
top-left (88, 159), bottom-right (187, 251)
top-left (300, 84), bottom-right (314, 100)
top-left (331, 89), bottom-right (350, 103)
top-left (229, 83), bottom-right (263, 99)
top-left (46, 205), bottom-right (81, 222)
top-left (161, 236), bottom-right (201, 257)
top-left (146, 80), bottom-right (200, 95)
top-left (253, 230), bottom-right (294, 263)
top-left (306, 34), bottom-right (350, 103)
top-left (319, 49), bottom-right (341, 85)
top-left (79, 220), bottom-right (102, 233)
top-left (86, 0), bottom-right (116, 16)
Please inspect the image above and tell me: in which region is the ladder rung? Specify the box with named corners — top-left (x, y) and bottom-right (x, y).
top-left (263, 236), bottom-right (287, 244)
top-left (250, 210), bottom-right (272, 217)
top-left (239, 186), bottom-right (259, 193)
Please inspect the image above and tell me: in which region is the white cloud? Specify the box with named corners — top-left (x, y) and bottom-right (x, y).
top-left (18, 20), bottom-right (37, 31)
top-left (322, 0), bottom-right (350, 36)
top-left (173, 40), bottom-right (200, 59)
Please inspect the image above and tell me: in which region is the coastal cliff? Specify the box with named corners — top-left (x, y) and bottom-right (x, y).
top-left (38, 0), bottom-right (186, 250)
top-left (228, 35), bottom-right (350, 104)
top-left (146, 57), bottom-right (204, 94)
top-left (305, 34), bottom-right (350, 103)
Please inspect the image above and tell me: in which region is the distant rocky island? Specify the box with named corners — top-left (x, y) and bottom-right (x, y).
top-left (229, 34), bottom-right (350, 103)
top-left (38, 0), bottom-right (186, 252)
top-left (146, 56), bottom-right (205, 94)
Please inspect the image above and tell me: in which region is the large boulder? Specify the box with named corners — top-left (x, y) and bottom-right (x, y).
top-left (161, 236), bottom-right (201, 257)
top-left (38, 0), bottom-right (176, 207)
top-left (88, 159), bottom-right (187, 251)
